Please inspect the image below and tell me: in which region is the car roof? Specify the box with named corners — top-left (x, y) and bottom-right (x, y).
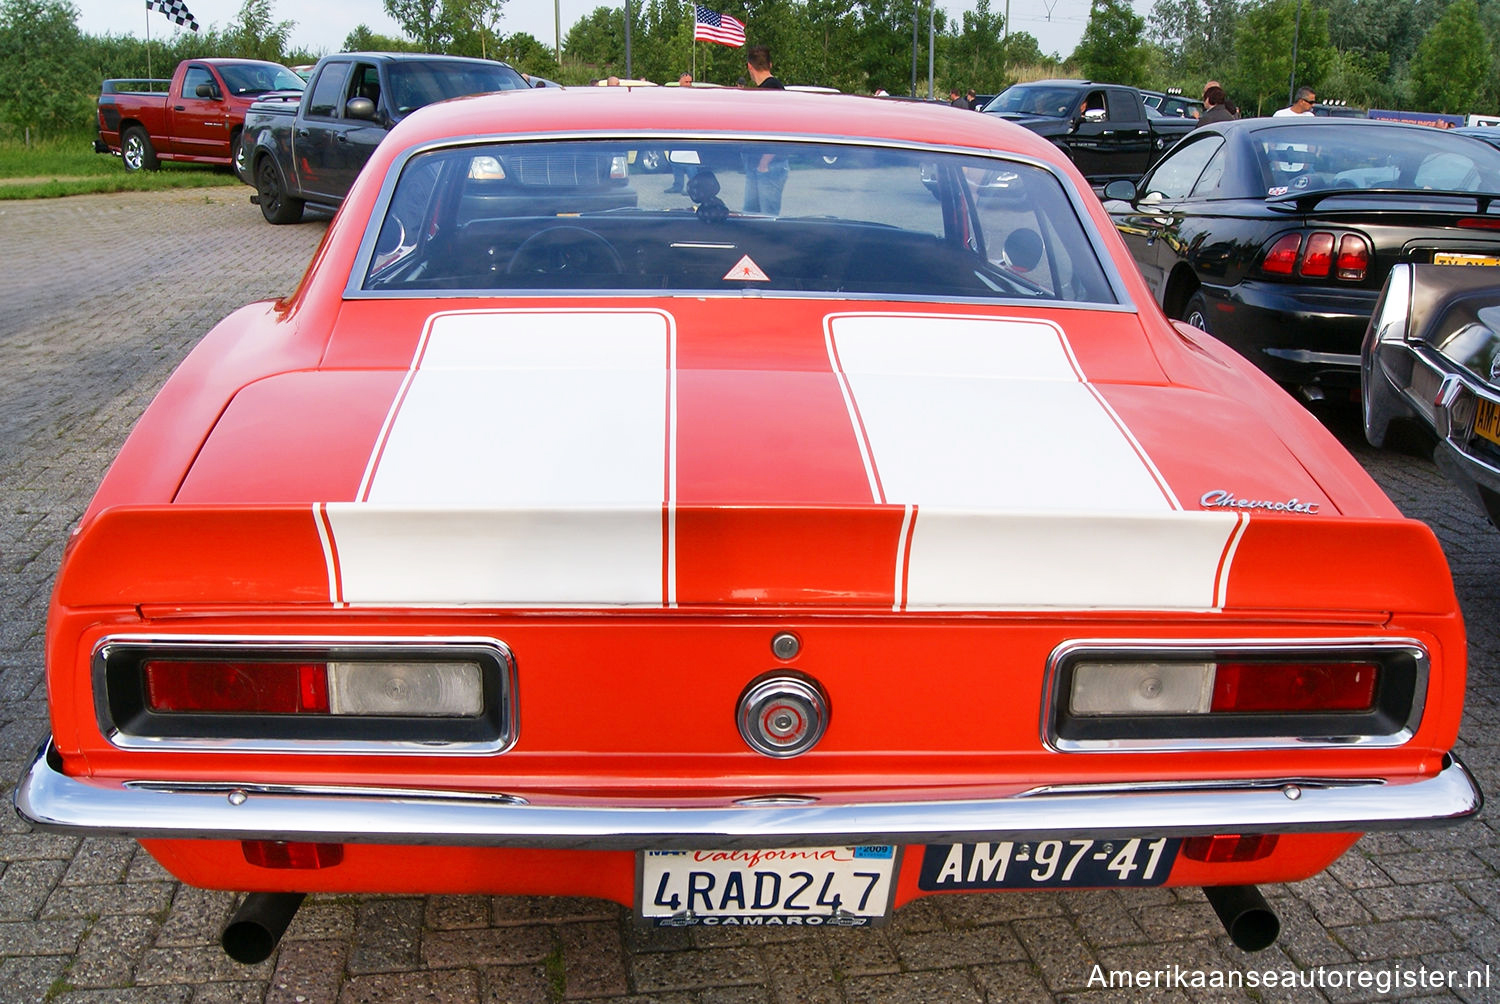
top-left (383, 87), bottom-right (1075, 166)
top-left (333, 51), bottom-right (514, 67)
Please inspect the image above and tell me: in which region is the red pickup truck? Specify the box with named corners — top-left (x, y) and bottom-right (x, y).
top-left (95, 58), bottom-right (305, 174)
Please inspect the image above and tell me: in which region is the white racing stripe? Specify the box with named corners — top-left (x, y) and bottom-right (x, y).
top-left (328, 310), bottom-right (675, 607)
top-left (826, 313), bottom-right (1241, 610)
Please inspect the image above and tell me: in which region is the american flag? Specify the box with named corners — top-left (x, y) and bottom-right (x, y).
top-left (693, 4), bottom-right (745, 47)
top-left (147, 0), bottom-right (200, 31)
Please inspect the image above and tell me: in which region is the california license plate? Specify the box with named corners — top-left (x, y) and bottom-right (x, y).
top-left (1475, 397), bottom-right (1500, 447)
top-left (917, 838), bottom-right (1179, 891)
top-left (638, 846), bottom-right (897, 927)
top-left (1434, 252), bottom-right (1500, 266)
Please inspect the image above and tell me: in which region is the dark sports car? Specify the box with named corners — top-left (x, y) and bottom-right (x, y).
top-left (1103, 118), bottom-right (1500, 398)
top-left (1364, 262), bottom-right (1500, 527)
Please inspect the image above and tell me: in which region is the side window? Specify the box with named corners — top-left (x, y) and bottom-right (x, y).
top-left (182, 65), bottom-right (216, 99)
top-left (1190, 144), bottom-right (1228, 197)
top-left (1081, 90), bottom-right (1108, 120)
top-left (306, 63), bottom-right (351, 119)
top-left (346, 63), bottom-right (381, 108)
top-left (1105, 90), bottom-right (1144, 124)
top-left (1144, 137), bottom-right (1222, 200)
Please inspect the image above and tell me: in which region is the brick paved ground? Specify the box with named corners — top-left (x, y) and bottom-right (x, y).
top-left (0, 187), bottom-right (1495, 1003)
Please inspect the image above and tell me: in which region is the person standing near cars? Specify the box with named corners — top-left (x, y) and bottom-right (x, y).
top-left (742, 45), bottom-right (788, 215)
top-left (1195, 85), bottom-right (1235, 127)
top-left (1274, 86), bottom-right (1317, 116)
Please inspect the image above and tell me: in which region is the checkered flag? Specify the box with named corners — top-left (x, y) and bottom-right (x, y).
top-left (147, 0), bottom-right (200, 32)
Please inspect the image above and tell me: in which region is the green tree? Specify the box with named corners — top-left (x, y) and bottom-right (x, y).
top-left (947, 0), bottom-right (1007, 92)
top-left (1147, 0), bottom-right (1240, 84)
top-left (384, 0), bottom-right (469, 51)
top-left (343, 23), bottom-right (423, 51)
top-left (1229, 0), bottom-right (1329, 115)
top-left (1410, 0), bottom-right (1489, 111)
top-left (222, 0), bottom-right (294, 61)
top-left (494, 31), bottom-right (560, 77)
top-left (0, 0), bottom-right (94, 137)
top-left (1073, 0), bottom-right (1146, 84)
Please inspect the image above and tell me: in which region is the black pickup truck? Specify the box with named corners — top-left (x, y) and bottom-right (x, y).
top-left (982, 80), bottom-right (1196, 184)
top-left (237, 52), bottom-right (530, 223)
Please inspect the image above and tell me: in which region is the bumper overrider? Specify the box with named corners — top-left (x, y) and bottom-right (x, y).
top-left (14, 739), bottom-right (1482, 850)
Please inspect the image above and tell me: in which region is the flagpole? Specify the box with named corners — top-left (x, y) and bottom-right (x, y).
top-left (145, 2), bottom-right (152, 81)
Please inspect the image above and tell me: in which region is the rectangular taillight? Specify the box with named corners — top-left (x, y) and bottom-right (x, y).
top-left (1051, 644), bottom-right (1422, 749)
top-left (144, 659), bottom-right (484, 716)
top-left (1210, 662), bottom-right (1376, 713)
top-left (1068, 659), bottom-right (1377, 716)
top-left (146, 661), bottom-right (329, 713)
top-left (99, 639), bottom-right (515, 750)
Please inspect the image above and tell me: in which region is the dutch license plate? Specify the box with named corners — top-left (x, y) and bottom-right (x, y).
top-left (1475, 397), bottom-right (1500, 447)
top-left (1434, 252), bottom-right (1500, 266)
top-left (917, 838), bottom-right (1179, 891)
top-left (638, 846), bottom-right (897, 927)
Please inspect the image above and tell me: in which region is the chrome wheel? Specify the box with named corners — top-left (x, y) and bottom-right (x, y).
top-left (121, 126), bottom-right (156, 172)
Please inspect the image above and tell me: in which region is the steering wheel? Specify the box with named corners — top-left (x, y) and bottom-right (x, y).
top-left (506, 226), bottom-right (624, 275)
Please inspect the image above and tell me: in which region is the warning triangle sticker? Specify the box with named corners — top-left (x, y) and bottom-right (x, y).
top-left (724, 255), bottom-right (771, 282)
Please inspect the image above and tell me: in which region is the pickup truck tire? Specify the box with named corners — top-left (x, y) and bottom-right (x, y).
top-left (121, 126), bottom-right (159, 172)
top-left (232, 130), bottom-right (248, 178)
top-left (254, 156), bottom-right (304, 225)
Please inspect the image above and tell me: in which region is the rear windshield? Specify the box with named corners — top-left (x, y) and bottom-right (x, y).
top-left (358, 138), bottom-right (1116, 304)
top-left (1256, 125), bottom-right (1500, 194)
top-left (387, 61), bottom-right (529, 117)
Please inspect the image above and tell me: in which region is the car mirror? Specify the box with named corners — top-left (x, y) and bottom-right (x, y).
top-left (1102, 180), bottom-right (1138, 202)
top-left (195, 83), bottom-right (221, 100)
top-left (667, 150), bottom-right (702, 165)
top-left (346, 96), bottom-right (377, 121)
top-left (1082, 108), bottom-right (1107, 124)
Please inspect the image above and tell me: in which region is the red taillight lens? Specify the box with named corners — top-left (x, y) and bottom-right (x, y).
top-left (144, 661), bottom-right (330, 714)
top-left (1210, 662), bottom-right (1378, 713)
top-left (1299, 232), bottom-right (1334, 277)
top-left (1335, 234), bottom-right (1370, 280)
top-left (1182, 834), bottom-right (1279, 863)
top-left (1263, 234), bottom-right (1302, 275)
top-left (242, 840), bottom-right (344, 869)
top-left (1264, 232), bottom-right (1369, 280)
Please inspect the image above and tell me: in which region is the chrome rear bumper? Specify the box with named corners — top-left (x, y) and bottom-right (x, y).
top-left (13, 740), bottom-right (1481, 851)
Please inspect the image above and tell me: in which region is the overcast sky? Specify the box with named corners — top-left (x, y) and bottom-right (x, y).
top-left (71, 0), bottom-right (1095, 74)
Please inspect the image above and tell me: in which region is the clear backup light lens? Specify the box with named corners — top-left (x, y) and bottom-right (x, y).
top-left (610, 154), bottom-right (629, 179)
top-left (1069, 662), bottom-right (1216, 715)
top-left (468, 155), bottom-right (505, 180)
top-left (326, 661), bottom-right (483, 717)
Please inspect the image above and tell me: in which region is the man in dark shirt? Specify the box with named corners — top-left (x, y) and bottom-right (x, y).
top-left (743, 45), bottom-right (788, 214)
top-left (746, 45), bottom-right (783, 90)
top-left (1195, 85), bottom-right (1235, 127)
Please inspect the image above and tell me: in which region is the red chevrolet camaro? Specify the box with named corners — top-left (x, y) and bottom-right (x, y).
top-left (16, 87), bottom-right (1481, 962)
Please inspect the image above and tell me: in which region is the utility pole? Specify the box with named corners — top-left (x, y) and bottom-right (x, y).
top-left (1288, 0), bottom-right (1303, 106)
top-left (911, 0), bottom-right (918, 97)
top-left (928, 2), bottom-right (935, 99)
